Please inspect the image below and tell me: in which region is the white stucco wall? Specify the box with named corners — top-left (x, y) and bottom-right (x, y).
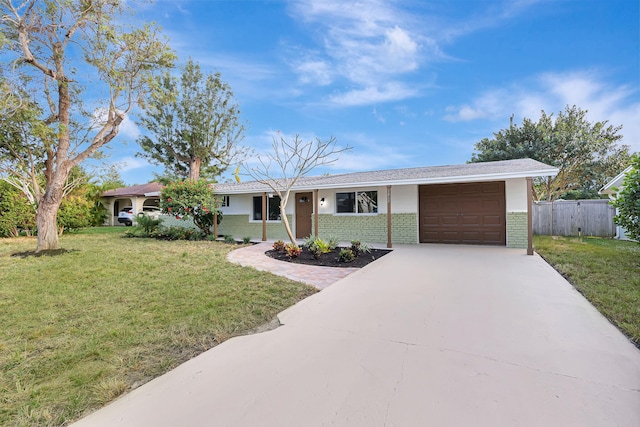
top-left (315, 185), bottom-right (417, 215)
top-left (505, 178), bottom-right (528, 212)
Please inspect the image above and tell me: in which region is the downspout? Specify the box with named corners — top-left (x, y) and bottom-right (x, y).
top-left (313, 189), bottom-right (319, 237)
top-left (262, 192), bottom-right (267, 241)
top-left (527, 177), bottom-right (533, 255)
top-left (387, 185), bottom-right (392, 248)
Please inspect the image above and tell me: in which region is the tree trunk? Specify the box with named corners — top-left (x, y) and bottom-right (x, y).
top-left (35, 174), bottom-right (66, 252)
top-left (36, 195), bottom-right (62, 251)
top-left (189, 157), bottom-right (201, 181)
top-left (280, 200), bottom-right (296, 246)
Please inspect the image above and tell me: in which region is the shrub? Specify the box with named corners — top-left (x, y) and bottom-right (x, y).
top-left (612, 153), bottom-right (640, 242)
top-left (224, 235), bottom-right (236, 244)
top-left (327, 235), bottom-right (339, 250)
top-left (57, 194), bottom-right (93, 234)
top-left (285, 243), bottom-right (302, 258)
top-left (136, 213), bottom-right (162, 234)
top-left (350, 240), bottom-right (361, 255)
top-left (0, 182), bottom-right (36, 237)
top-left (302, 235), bottom-right (318, 248)
top-left (160, 179), bottom-right (221, 236)
top-left (350, 240), bottom-right (371, 257)
top-left (338, 248), bottom-right (355, 263)
top-left (308, 238), bottom-right (331, 259)
top-left (242, 236), bottom-right (252, 244)
top-left (273, 240), bottom-right (286, 252)
top-left (150, 226), bottom-right (199, 241)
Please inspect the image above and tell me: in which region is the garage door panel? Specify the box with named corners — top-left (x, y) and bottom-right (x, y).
top-left (419, 181), bottom-right (506, 245)
top-left (461, 215), bottom-right (479, 225)
top-left (483, 215), bottom-right (502, 225)
top-left (482, 182), bottom-right (503, 193)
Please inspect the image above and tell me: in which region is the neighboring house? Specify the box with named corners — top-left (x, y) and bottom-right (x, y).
top-left (101, 182), bottom-right (163, 226)
top-left (599, 166), bottom-right (634, 241)
top-left (214, 158), bottom-right (558, 251)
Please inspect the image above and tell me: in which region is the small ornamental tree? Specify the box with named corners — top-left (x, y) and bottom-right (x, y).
top-left (160, 179), bottom-right (220, 236)
top-left (612, 154), bottom-right (640, 242)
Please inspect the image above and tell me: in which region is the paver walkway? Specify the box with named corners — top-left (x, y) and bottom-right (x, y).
top-left (226, 242), bottom-right (359, 290)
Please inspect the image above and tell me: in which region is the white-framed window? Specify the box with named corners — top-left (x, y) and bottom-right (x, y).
top-left (335, 191), bottom-right (378, 214)
top-left (252, 195), bottom-right (281, 220)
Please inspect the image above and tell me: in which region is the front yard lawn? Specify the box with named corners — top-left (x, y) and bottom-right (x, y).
top-left (534, 236), bottom-right (640, 347)
top-left (0, 229), bottom-right (317, 426)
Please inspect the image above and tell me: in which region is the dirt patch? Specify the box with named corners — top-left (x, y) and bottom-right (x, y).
top-left (265, 246), bottom-right (391, 268)
top-left (11, 249), bottom-right (78, 258)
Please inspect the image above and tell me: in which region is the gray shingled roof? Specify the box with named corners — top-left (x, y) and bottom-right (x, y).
top-left (215, 158), bottom-right (558, 194)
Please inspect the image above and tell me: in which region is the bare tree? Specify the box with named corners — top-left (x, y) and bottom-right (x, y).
top-left (0, 0), bottom-right (174, 251)
top-left (244, 134), bottom-right (351, 245)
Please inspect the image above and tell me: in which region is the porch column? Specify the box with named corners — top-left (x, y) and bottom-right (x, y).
top-left (527, 177), bottom-right (533, 255)
top-left (262, 192), bottom-right (267, 241)
top-left (387, 185), bottom-right (392, 248)
top-left (313, 189), bottom-right (319, 237)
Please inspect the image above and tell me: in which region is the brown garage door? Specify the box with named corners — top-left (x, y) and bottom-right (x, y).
top-left (419, 181), bottom-right (506, 245)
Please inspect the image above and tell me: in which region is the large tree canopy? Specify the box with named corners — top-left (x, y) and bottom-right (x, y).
top-left (137, 58), bottom-right (249, 181)
top-left (470, 105), bottom-right (630, 201)
top-left (0, 0), bottom-right (174, 251)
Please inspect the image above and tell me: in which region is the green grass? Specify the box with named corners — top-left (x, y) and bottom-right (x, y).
top-left (0, 229), bottom-right (317, 426)
top-left (534, 236), bottom-right (640, 347)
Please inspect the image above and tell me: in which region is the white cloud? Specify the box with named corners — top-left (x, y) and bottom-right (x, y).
top-left (118, 114), bottom-right (141, 141)
top-left (443, 70), bottom-right (640, 153)
top-left (294, 60), bottom-right (333, 85)
top-left (288, 0), bottom-right (428, 105)
top-left (329, 141), bottom-right (412, 171)
top-left (328, 82), bottom-right (419, 107)
top-left (89, 108), bottom-right (141, 141)
top-left (372, 107), bottom-right (386, 124)
top-left (117, 156), bottom-right (149, 172)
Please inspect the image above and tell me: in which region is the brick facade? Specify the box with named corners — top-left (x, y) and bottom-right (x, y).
top-left (314, 213), bottom-right (417, 244)
top-left (506, 211), bottom-right (528, 248)
top-left (217, 214), bottom-right (294, 241)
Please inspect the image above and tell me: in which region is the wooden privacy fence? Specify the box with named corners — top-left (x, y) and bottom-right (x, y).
top-left (532, 200), bottom-right (616, 237)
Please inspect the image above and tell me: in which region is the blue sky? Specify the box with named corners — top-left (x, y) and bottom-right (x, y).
top-left (111, 0), bottom-right (639, 185)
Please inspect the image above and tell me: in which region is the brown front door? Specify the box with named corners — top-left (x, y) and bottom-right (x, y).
top-left (295, 192), bottom-right (313, 239)
top-left (419, 181), bottom-right (506, 245)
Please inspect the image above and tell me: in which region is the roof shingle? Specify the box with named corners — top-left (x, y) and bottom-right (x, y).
top-left (215, 158), bottom-right (557, 193)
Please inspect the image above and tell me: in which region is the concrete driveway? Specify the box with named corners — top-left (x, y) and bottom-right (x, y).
top-left (73, 245), bottom-right (640, 426)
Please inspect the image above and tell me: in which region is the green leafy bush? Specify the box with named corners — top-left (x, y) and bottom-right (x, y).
top-left (136, 213), bottom-right (162, 234)
top-left (612, 154), bottom-right (640, 242)
top-left (150, 226), bottom-right (202, 241)
top-left (309, 239), bottom-right (331, 259)
top-left (242, 236), bottom-right (252, 244)
top-left (350, 240), bottom-right (371, 257)
top-left (160, 179), bottom-right (221, 236)
top-left (0, 183), bottom-right (36, 237)
top-left (338, 248), bottom-right (355, 263)
top-left (224, 235), bottom-right (236, 244)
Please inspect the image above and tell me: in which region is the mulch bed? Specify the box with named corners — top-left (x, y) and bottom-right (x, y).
top-left (265, 247), bottom-right (391, 268)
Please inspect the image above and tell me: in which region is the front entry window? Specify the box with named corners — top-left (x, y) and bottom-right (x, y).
top-left (253, 196), bottom-right (281, 220)
top-left (336, 191), bottom-right (378, 214)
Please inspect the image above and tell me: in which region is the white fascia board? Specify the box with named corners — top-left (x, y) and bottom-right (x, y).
top-left (599, 166), bottom-right (632, 195)
top-left (144, 191), bottom-right (161, 197)
top-left (217, 168), bottom-right (559, 194)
